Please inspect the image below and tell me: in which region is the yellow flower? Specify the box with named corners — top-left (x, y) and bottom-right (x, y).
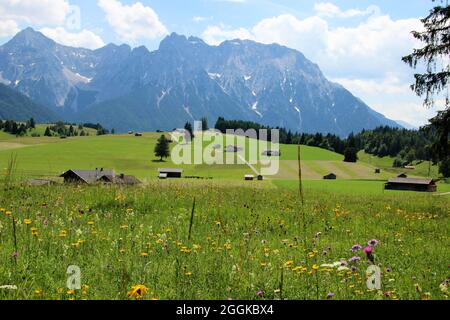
top-left (87, 221), bottom-right (95, 226)
top-left (59, 230), bottom-right (67, 237)
top-left (140, 252), bottom-right (149, 257)
top-left (24, 219), bottom-right (32, 225)
top-left (284, 260), bottom-right (294, 268)
top-left (312, 264), bottom-right (319, 271)
top-left (67, 289), bottom-right (75, 295)
top-left (120, 225), bottom-right (129, 229)
top-left (127, 285), bottom-right (149, 299)
top-left (34, 289), bottom-right (43, 295)
top-left (185, 272), bottom-right (193, 277)
top-left (0, 208), bottom-right (5, 212)
top-left (5, 211), bottom-right (12, 216)
top-left (31, 227), bottom-right (38, 236)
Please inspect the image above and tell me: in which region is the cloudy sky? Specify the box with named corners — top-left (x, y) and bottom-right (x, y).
top-left (0, 0), bottom-right (445, 127)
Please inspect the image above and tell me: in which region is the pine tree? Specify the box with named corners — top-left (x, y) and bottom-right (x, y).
top-left (44, 127), bottom-right (52, 137)
top-left (154, 135), bottom-right (170, 161)
top-left (402, 0), bottom-right (449, 168)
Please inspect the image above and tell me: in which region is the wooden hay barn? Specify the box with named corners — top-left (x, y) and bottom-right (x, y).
top-left (244, 174), bottom-right (255, 181)
top-left (158, 168), bottom-right (183, 178)
top-left (385, 178), bottom-right (437, 192)
top-left (323, 173), bottom-right (337, 180)
top-left (397, 173), bottom-right (408, 178)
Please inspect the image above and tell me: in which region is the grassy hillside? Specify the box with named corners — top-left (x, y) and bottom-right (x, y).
top-left (358, 151), bottom-right (440, 179)
top-left (1, 130), bottom-right (446, 192)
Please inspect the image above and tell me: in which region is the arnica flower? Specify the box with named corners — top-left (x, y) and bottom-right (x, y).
top-left (326, 293), bottom-right (335, 300)
top-left (351, 244), bottom-right (362, 252)
top-left (127, 285), bottom-right (149, 299)
top-left (368, 239), bottom-right (380, 247)
top-left (24, 219), bottom-right (32, 225)
top-left (31, 228), bottom-right (38, 236)
top-left (5, 211), bottom-right (12, 216)
top-left (140, 252), bottom-right (149, 257)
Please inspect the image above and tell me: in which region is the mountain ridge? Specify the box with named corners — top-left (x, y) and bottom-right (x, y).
top-left (0, 28), bottom-right (400, 136)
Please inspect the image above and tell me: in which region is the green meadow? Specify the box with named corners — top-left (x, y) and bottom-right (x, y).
top-left (0, 130), bottom-right (448, 300)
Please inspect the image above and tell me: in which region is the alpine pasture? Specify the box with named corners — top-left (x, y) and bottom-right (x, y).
top-left (0, 131), bottom-right (449, 300)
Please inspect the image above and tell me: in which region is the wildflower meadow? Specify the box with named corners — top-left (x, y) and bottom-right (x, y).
top-left (0, 181), bottom-right (448, 300)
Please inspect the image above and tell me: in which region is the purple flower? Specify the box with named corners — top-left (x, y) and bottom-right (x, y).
top-left (326, 293), bottom-right (335, 300)
top-left (340, 260), bottom-right (348, 267)
top-left (351, 266), bottom-right (358, 271)
top-left (368, 239), bottom-right (380, 247)
top-left (349, 256), bottom-right (361, 263)
top-left (11, 252), bottom-right (19, 258)
top-left (351, 244), bottom-right (362, 252)
top-left (364, 246), bottom-right (373, 255)
top-left (256, 290), bottom-right (265, 298)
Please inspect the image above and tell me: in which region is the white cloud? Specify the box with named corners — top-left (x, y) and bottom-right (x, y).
top-left (0, 0), bottom-right (71, 26)
top-left (97, 0), bottom-right (168, 43)
top-left (0, 19), bottom-right (19, 38)
top-left (203, 24), bottom-right (254, 45)
top-left (40, 27), bottom-right (105, 50)
top-left (314, 2), bottom-right (380, 18)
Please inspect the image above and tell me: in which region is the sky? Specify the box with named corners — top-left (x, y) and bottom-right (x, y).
top-left (0, 0), bottom-right (446, 127)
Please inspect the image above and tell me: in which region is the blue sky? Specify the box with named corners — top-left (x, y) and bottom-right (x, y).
top-left (0, 0), bottom-right (445, 126)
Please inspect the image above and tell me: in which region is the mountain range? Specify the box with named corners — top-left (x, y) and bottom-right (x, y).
top-left (0, 27), bottom-right (401, 136)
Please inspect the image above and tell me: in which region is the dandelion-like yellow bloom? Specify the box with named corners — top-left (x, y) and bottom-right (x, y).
top-left (31, 227), bottom-right (38, 236)
top-left (87, 221), bottom-right (95, 226)
top-left (5, 211), bottom-right (12, 216)
top-left (140, 252), bottom-right (149, 257)
top-left (185, 272), bottom-right (193, 277)
top-left (24, 219), bottom-right (32, 225)
top-left (59, 230), bottom-right (67, 237)
top-left (127, 285), bottom-right (149, 299)
top-left (67, 289), bottom-right (75, 295)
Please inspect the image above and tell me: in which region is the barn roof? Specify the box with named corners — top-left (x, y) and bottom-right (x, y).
top-left (159, 168), bottom-right (183, 173)
top-left (60, 169), bottom-right (115, 184)
top-left (387, 178), bottom-right (434, 185)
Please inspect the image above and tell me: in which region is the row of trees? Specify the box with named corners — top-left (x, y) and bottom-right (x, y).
top-left (43, 122), bottom-right (111, 138)
top-left (0, 118), bottom-right (112, 137)
top-left (0, 118), bottom-right (36, 136)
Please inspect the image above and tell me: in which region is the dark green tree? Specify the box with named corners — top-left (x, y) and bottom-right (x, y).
top-left (154, 135), bottom-right (170, 161)
top-left (344, 147), bottom-right (358, 163)
top-left (44, 127), bottom-right (52, 137)
top-left (201, 117), bottom-right (209, 131)
top-left (184, 122), bottom-right (194, 141)
top-left (402, 0), bottom-right (449, 171)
